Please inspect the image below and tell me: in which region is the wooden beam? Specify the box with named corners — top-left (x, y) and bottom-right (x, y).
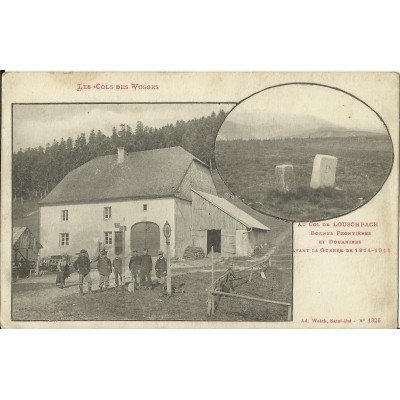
top-left (210, 290), bottom-right (291, 307)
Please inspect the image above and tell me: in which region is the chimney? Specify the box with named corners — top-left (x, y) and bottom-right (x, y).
top-left (117, 147), bottom-right (126, 163)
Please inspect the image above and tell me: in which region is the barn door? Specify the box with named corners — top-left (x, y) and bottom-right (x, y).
top-left (130, 222), bottom-right (160, 257)
top-left (192, 230), bottom-right (207, 253)
top-left (221, 229), bottom-right (236, 258)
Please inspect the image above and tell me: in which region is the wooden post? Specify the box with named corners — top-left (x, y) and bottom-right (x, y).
top-left (122, 217), bottom-right (126, 286)
top-left (248, 267), bottom-right (253, 283)
top-left (36, 254), bottom-right (40, 276)
top-left (166, 240), bottom-right (171, 294)
top-left (211, 246), bottom-right (214, 288)
top-left (207, 292), bottom-right (212, 316)
top-left (211, 246), bottom-right (215, 313)
top-left (163, 221), bottom-right (172, 295)
top-left (287, 305), bottom-right (292, 321)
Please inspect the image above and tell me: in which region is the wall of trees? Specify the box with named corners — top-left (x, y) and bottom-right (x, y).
top-left (13, 110), bottom-right (227, 199)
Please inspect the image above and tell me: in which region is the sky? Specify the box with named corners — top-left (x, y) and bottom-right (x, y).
top-left (13, 103), bottom-right (235, 150)
top-left (221, 84), bottom-right (387, 136)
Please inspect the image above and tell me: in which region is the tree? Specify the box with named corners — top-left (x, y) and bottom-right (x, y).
top-left (12, 110), bottom-right (227, 200)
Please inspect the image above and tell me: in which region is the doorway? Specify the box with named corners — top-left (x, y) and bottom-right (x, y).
top-left (207, 229), bottom-right (221, 253)
top-left (130, 222), bottom-right (160, 257)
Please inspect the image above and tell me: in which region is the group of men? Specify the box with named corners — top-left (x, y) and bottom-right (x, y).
top-left (73, 247), bottom-right (167, 295)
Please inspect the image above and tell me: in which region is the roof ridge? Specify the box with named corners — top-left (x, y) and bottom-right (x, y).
top-left (130, 145), bottom-right (183, 153)
top-left (124, 146), bottom-right (208, 167)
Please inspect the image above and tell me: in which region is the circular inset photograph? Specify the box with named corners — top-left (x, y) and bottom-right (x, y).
top-left (215, 84), bottom-right (393, 221)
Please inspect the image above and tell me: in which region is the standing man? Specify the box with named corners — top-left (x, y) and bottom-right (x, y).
top-left (97, 249), bottom-right (112, 292)
top-left (56, 254), bottom-right (70, 289)
top-left (113, 254), bottom-right (123, 286)
top-left (74, 249), bottom-right (92, 295)
top-left (56, 255), bottom-right (67, 289)
top-left (129, 249), bottom-right (141, 286)
top-left (155, 250), bottom-right (167, 294)
top-left (140, 248), bottom-right (153, 286)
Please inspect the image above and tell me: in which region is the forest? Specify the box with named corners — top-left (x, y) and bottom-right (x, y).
top-left (13, 110), bottom-right (227, 200)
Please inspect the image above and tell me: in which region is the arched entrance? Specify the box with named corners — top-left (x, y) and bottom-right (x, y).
top-left (130, 222), bottom-right (160, 257)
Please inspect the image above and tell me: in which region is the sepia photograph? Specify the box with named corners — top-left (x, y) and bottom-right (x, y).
top-left (12, 102), bottom-right (293, 322)
top-left (215, 83), bottom-right (394, 221)
top-left (2, 71), bottom-right (398, 330)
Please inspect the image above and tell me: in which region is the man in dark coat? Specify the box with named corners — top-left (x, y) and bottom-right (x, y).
top-left (129, 250), bottom-right (141, 285)
top-left (74, 249), bottom-right (92, 295)
top-left (113, 254), bottom-right (123, 286)
top-left (155, 250), bottom-right (167, 293)
top-left (140, 248), bottom-right (153, 286)
top-left (97, 250), bottom-right (112, 291)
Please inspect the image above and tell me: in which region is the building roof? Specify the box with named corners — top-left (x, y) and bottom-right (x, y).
top-left (192, 190), bottom-right (270, 231)
top-left (13, 227), bottom-right (43, 247)
top-left (13, 227), bottom-right (27, 245)
top-left (40, 147), bottom-right (207, 205)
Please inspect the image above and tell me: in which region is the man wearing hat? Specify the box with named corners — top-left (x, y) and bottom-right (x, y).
top-left (129, 250), bottom-right (141, 286)
top-left (97, 249), bottom-right (112, 291)
top-left (140, 248), bottom-right (153, 286)
top-left (73, 249), bottom-right (92, 295)
top-left (113, 254), bottom-right (123, 286)
top-left (155, 250), bottom-right (167, 293)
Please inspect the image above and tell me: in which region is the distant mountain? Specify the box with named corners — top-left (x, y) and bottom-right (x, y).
top-left (274, 128), bottom-right (385, 139)
top-left (217, 114), bottom-right (386, 140)
top-left (218, 120), bottom-right (259, 140)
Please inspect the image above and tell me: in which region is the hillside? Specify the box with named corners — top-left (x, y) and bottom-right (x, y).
top-left (217, 114), bottom-right (386, 141)
top-left (215, 135), bottom-right (393, 221)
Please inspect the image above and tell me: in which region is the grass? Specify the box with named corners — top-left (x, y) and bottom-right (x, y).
top-left (215, 136), bottom-right (393, 221)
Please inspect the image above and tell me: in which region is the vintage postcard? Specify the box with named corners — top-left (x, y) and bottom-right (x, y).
top-left (1, 72), bottom-right (398, 328)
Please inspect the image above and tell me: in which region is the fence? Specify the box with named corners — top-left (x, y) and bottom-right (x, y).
top-left (206, 248), bottom-right (292, 320)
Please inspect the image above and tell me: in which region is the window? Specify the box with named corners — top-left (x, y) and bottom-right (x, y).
top-left (143, 204), bottom-right (147, 211)
top-left (62, 210), bottom-right (69, 221)
top-left (104, 207), bottom-right (111, 219)
top-left (104, 231), bottom-right (113, 245)
top-left (60, 233), bottom-right (69, 246)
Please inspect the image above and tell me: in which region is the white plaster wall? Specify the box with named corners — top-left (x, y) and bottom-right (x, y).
top-left (236, 229), bottom-right (250, 256)
top-left (40, 198), bottom-right (176, 262)
top-left (236, 230), bottom-right (269, 256)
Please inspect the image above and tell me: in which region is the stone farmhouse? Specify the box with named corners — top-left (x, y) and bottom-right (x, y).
top-left (39, 147), bottom-right (269, 259)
